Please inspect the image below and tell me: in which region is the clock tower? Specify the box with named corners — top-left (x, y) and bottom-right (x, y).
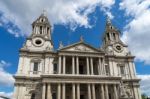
top-left (21, 12), bottom-right (53, 52)
top-left (102, 17), bottom-right (130, 56)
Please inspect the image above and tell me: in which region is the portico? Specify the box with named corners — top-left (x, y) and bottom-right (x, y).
top-left (42, 83), bottom-right (119, 99)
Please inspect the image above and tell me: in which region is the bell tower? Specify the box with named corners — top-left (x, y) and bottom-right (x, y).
top-left (102, 17), bottom-right (130, 56)
top-left (103, 17), bottom-right (121, 46)
top-left (21, 12), bottom-right (53, 51)
top-left (31, 11), bottom-right (51, 39)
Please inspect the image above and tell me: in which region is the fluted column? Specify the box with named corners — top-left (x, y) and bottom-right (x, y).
top-left (42, 84), bottom-right (46, 99)
top-left (100, 84), bottom-right (105, 99)
top-left (77, 84), bottom-right (80, 99)
top-left (63, 56), bottom-right (66, 74)
top-left (57, 84), bottom-right (61, 99)
top-left (113, 84), bottom-right (118, 99)
top-left (76, 57), bottom-right (79, 74)
top-left (86, 57), bottom-right (90, 75)
top-left (92, 84), bottom-right (96, 99)
top-left (62, 84), bottom-right (66, 99)
top-left (72, 84), bottom-right (76, 99)
top-left (72, 56), bottom-right (75, 74)
top-left (58, 56), bottom-right (61, 74)
top-left (90, 58), bottom-right (94, 75)
top-left (47, 84), bottom-right (52, 99)
top-left (105, 84), bottom-right (109, 99)
top-left (88, 84), bottom-right (91, 99)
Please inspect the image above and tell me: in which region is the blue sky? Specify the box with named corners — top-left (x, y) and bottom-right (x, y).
top-left (0, 0), bottom-right (150, 98)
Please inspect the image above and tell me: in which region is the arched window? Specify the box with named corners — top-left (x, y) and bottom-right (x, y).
top-left (113, 33), bottom-right (116, 40)
top-left (47, 27), bottom-right (49, 34)
top-left (33, 62), bottom-right (39, 72)
top-left (40, 26), bottom-right (42, 34)
top-left (107, 33), bottom-right (110, 40)
top-left (31, 93), bottom-right (35, 99)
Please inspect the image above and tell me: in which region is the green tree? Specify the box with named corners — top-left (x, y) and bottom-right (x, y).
top-left (142, 94), bottom-right (147, 99)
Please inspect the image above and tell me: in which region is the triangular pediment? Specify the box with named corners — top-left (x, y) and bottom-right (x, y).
top-left (59, 42), bottom-right (102, 53)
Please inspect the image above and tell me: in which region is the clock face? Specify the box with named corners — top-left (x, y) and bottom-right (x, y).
top-left (32, 37), bottom-right (45, 47)
top-left (116, 45), bottom-right (122, 50)
top-left (113, 43), bottom-right (123, 52)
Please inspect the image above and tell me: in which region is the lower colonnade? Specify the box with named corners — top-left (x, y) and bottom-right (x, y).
top-left (42, 83), bottom-right (119, 99)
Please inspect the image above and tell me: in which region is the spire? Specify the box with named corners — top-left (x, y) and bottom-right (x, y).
top-left (106, 16), bottom-right (112, 25)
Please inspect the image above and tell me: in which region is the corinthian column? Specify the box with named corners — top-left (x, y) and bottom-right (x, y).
top-left (42, 83), bottom-right (46, 99)
top-left (47, 84), bottom-right (52, 99)
top-left (90, 58), bottom-right (94, 75)
top-left (100, 84), bottom-right (105, 99)
top-left (58, 56), bottom-right (61, 74)
top-left (98, 58), bottom-right (101, 75)
top-left (62, 84), bottom-right (66, 99)
top-left (57, 84), bottom-right (61, 99)
top-left (92, 84), bottom-right (96, 99)
top-left (86, 57), bottom-right (90, 75)
top-left (72, 56), bottom-right (75, 74)
top-left (76, 57), bottom-right (79, 74)
top-left (88, 84), bottom-right (91, 99)
top-left (72, 84), bottom-right (75, 99)
top-left (105, 84), bottom-right (109, 99)
top-left (77, 84), bottom-right (80, 99)
top-left (113, 84), bottom-right (118, 99)
top-left (63, 56), bottom-right (66, 74)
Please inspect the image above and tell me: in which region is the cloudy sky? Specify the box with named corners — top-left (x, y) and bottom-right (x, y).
top-left (0, 0), bottom-right (150, 98)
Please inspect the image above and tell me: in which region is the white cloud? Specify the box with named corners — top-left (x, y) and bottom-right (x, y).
top-left (0, 91), bottom-right (13, 99)
top-left (120, 0), bottom-right (150, 64)
top-left (138, 75), bottom-right (150, 96)
top-left (0, 0), bottom-right (115, 37)
top-left (0, 60), bottom-right (14, 87)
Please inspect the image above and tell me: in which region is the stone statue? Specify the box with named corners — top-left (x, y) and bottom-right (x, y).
top-left (59, 41), bottom-right (63, 49)
top-left (119, 81), bottom-right (132, 98)
top-left (119, 81), bottom-right (127, 97)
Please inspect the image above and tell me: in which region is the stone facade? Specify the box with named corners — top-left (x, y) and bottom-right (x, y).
top-left (13, 13), bottom-right (141, 99)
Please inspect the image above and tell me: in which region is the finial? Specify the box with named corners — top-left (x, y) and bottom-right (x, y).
top-left (106, 16), bottom-right (111, 24)
top-left (80, 35), bottom-right (84, 42)
top-left (59, 41), bottom-right (63, 49)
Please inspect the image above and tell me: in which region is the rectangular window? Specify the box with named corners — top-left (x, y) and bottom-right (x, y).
top-left (105, 65), bottom-right (110, 75)
top-left (33, 62), bottom-right (39, 72)
top-left (54, 63), bottom-right (57, 74)
top-left (120, 66), bottom-right (125, 75)
top-left (79, 65), bottom-right (84, 74)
